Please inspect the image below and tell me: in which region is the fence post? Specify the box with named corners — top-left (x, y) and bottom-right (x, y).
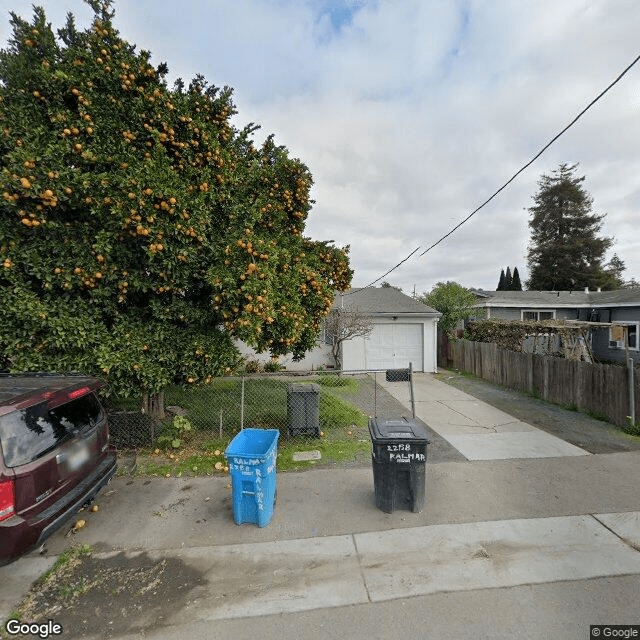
top-left (629, 358), bottom-right (636, 426)
top-left (374, 370), bottom-right (378, 417)
top-left (409, 362), bottom-right (416, 418)
top-left (240, 376), bottom-right (245, 430)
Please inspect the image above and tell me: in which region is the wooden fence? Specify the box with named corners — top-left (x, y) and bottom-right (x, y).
top-left (439, 335), bottom-right (639, 428)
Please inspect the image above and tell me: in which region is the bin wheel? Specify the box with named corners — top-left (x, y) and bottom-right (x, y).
top-left (274, 489), bottom-right (277, 506)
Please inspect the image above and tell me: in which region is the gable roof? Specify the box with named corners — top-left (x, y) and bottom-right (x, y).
top-left (333, 287), bottom-right (440, 315)
top-left (475, 289), bottom-right (640, 309)
top-left (592, 289), bottom-right (640, 305)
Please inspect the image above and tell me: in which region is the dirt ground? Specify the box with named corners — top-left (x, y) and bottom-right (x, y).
top-left (5, 550), bottom-right (206, 639)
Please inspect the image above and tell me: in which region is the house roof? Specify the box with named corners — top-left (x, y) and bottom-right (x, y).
top-left (475, 289), bottom-right (640, 309)
top-left (333, 287), bottom-right (440, 316)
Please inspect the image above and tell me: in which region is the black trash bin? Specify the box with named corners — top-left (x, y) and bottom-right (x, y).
top-left (368, 416), bottom-right (430, 513)
top-left (287, 383), bottom-right (320, 437)
top-left (385, 368), bottom-right (410, 382)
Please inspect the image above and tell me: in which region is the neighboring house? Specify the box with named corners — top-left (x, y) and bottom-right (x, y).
top-left (473, 288), bottom-right (640, 364)
top-left (235, 286), bottom-right (441, 372)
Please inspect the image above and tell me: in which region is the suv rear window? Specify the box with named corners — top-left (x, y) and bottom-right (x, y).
top-left (0, 393), bottom-right (104, 468)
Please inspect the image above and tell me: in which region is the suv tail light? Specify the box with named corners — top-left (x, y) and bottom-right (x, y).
top-left (0, 479), bottom-right (15, 521)
top-left (68, 387), bottom-right (90, 400)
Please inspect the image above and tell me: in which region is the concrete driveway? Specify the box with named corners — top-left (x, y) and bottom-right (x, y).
top-left (2, 372), bottom-right (640, 640)
top-left (380, 373), bottom-right (590, 460)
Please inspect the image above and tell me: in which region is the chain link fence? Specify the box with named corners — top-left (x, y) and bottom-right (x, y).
top-left (104, 369), bottom-right (417, 452)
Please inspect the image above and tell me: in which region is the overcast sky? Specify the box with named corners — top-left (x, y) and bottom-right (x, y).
top-left (3, 0), bottom-right (639, 295)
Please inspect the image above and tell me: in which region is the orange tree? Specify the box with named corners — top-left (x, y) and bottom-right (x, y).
top-left (0, 2), bottom-right (352, 414)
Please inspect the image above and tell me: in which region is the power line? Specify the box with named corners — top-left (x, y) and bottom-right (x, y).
top-left (418, 51), bottom-right (640, 258)
top-left (348, 50), bottom-right (640, 296)
top-left (353, 245), bottom-right (422, 291)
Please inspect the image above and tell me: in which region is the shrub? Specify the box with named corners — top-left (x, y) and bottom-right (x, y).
top-left (242, 360), bottom-right (262, 374)
top-left (157, 415), bottom-right (194, 449)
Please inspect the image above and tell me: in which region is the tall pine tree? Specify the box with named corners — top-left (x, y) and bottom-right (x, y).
top-left (504, 267), bottom-right (513, 290)
top-left (497, 269), bottom-right (506, 291)
top-left (526, 164), bottom-right (614, 290)
top-left (511, 267), bottom-right (523, 291)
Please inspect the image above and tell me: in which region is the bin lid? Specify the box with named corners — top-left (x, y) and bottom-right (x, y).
top-left (287, 383), bottom-right (320, 394)
top-left (225, 428), bottom-right (280, 458)
top-left (368, 417), bottom-right (430, 444)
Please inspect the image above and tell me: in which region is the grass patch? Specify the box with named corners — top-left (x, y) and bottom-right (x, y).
top-left (110, 377), bottom-right (368, 441)
top-left (115, 379), bottom-right (371, 476)
top-left (584, 409), bottom-right (610, 423)
top-left (132, 432), bottom-right (231, 478)
top-left (623, 419), bottom-right (640, 437)
top-left (624, 425), bottom-right (640, 437)
top-left (319, 391), bottom-right (367, 431)
top-left (314, 373), bottom-right (358, 391)
top-left (277, 438), bottom-right (370, 472)
top-left (167, 378), bottom-right (289, 431)
top-left (109, 377), bottom-right (365, 434)
top-left (131, 434), bottom-right (372, 476)
top-left (34, 545), bottom-right (92, 588)
top-left (106, 378), bottom-right (290, 434)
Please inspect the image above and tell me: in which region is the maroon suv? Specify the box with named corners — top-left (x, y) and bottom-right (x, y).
top-left (0, 373), bottom-right (117, 564)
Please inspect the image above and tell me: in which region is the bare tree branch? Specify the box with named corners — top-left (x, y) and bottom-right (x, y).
top-left (324, 308), bottom-right (373, 368)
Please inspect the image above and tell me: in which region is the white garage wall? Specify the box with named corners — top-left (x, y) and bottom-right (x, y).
top-left (342, 316), bottom-right (439, 373)
top-left (234, 339), bottom-right (334, 371)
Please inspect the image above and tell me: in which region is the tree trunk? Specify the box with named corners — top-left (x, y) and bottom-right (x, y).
top-left (332, 340), bottom-right (342, 369)
top-left (141, 391), bottom-right (166, 420)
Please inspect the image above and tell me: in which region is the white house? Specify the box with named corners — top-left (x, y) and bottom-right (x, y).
top-left (236, 286), bottom-right (441, 372)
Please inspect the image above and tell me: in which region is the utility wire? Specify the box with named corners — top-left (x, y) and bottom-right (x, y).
top-left (418, 51), bottom-right (640, 258)
top-left (351, 245), bottom-right (422, 292)
top-left (348, 50), bottom-right (640, 296)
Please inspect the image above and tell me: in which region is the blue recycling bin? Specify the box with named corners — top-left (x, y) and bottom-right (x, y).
top-left (225, 428), bottom-right (279, 527)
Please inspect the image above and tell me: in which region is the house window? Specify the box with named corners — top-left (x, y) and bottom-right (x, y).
top-left (522, 310), bottom-right (556, 321)
top-left (609, 324), bottom-right (639, 350)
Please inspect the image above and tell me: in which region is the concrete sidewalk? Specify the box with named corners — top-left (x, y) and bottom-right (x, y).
top-left (3, 451), bottom-right (640, 635)
top-left (39, 510), bottom-right (640, 627)
top-left (2, 373), bottom-right (640, 639)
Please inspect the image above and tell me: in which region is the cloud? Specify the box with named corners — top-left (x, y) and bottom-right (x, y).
top-left (3, 0), bottom-right (640, 292)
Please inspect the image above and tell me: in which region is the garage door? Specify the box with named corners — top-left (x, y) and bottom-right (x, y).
top-left (364, 323), bottom-right (423, 370)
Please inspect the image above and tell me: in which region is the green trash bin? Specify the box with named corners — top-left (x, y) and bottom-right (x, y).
top-left (287, 383), bottom-right (320, 437)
